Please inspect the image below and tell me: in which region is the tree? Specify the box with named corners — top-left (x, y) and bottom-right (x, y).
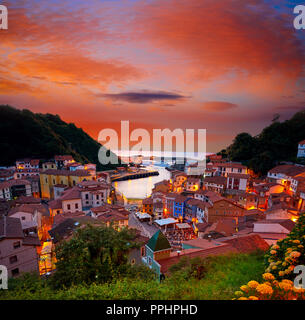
top-left (227, 133), bottom-right (257, 162)
top-left (49, 225), bottom-right (143, 289)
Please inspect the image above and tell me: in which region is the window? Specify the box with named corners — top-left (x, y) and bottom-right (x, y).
top-left (13, 241), bottom-right (21, 249)
top-left (67, 204), bottom-right (71, 210)
top-left (21, 216), bottom-right (25, 220)
top-left (11, 268), bottom-right (19, 277)
top-left (85, 194), bottom-right (89, 200)
top-left (96, 195), bottom-right (99, 200)
top-left (10, 255), bottom-right (18, 264)
top-left (75, 203), bottom-right (78, 209)
top-left (131, 259), bottom-right (136, 265)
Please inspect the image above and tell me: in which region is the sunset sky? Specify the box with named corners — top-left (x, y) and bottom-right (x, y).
top-left (0, 0), bottom-right (305, 153)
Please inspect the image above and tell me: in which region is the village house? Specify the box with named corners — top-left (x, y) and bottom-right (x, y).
top-left (267, 164), bottom-right (305, 191)
top-left (142, 197), bottom-right (153, 215)
top-left (54, 155), bottom-right (75, 169)
top-left (186, 177), bottom-right (201, 192)
top-left (164, 193), bottom-right (177, 217)
top-left (203, 176), bottom-right (227, 194)
top-left (0, 179), bottom-right (32, 200)
top-left (90, 204), bottom-right (129, 231)
top-left (265, 202), bottom-right (298, 221)
top-left (8, 203), bottom-right (50, 231)
top-left (297, 140), bottom-right (305, 158)
top-left (141, 230), bottom-right (172, 281)
top-left (226, 173), bottom-right (250, 194)
top-left (40, 169), bottom-right (94, 199)
top-left (48, 180), bottom-right (112, 216)
top-left (253, 219), bottom-right (295, 245)
top-left (152, 180), bottom-right (171, 193)
top-left (205, 198), bottom-right (246, 224)
top-left (173, 194), bottom-right (188, 219)
top-left (184, 198), bottom-right (203, 223)
top-left (153, 201), bottom-right (164, 220)
top-left (0, 216), bottom-right (40, 278)
top-left (0, 169), bottom-right (14, 182)
top-left (42, 162), bottom-right (57, 171)
top-left (16, 159), bottom-right (39, 170)
top-left (211, 162), bottom-right (248, 177)
top-left (171, 171), bottom-right (187, 193)
top-left (196, 201), bottom-right (211, 223)
top-left (186, 161), bottom-right (206, 176)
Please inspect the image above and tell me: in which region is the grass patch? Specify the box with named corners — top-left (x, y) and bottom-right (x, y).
top-left (0, 251), bottom-right (265, 300)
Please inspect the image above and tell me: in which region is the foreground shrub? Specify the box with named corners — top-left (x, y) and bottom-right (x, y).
top-left (264, 212), bottom-right (305, 281)
top-left (234, 273), bottom-right (305, 300)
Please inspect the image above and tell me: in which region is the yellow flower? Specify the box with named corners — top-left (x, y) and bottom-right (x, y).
top-left (272, 245), bottom-right (279, 250)
top-left (234, 291), bottom-right (243, 297)
top-left (248, 281), bottom-right (259, 289)
top-left (256, 284), bottom-right (273, 295)
top-left (293, 287), bottom-right (305, 293)
top-left (279, 271), bottom-right (285, 277)
top-left (293, 240), bottom-right (300, 244)
top-left (273, 280), bottom-right (279, 286)
top-left (282, 262), bottom-right (287, 267)
top-left (290, 251), bottom-right (301, 259)
top-left (279, 281), bottom-right (293, 291)
top-left (240, 285), bottom-right (249, 292)
top-left (298, 245), bottom-right (304, 249)
top-left (282, 279), bottom-right (294, 286)
top-left (272, 266), bottom-right (277, 270)
top-left (270, 250), bottom-right (277, 255)
top-left (248, 296), bottom-right (259, 300)
top-left (264, 281), bottom-right (271, 286)
top-left (237, 297), bottom-right (248, 300)
top-left (263, 273), bottom-right (275, 281)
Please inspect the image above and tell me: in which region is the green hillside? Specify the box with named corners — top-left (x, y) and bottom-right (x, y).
top-left (220, 110), bottom-right (305, 175)
top-left (0, 105), bottom-right (122, 170)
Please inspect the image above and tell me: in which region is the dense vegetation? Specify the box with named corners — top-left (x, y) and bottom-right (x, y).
top-left (0, 105), bottom-right (122, 170)
top-left (264, 212), bottom-right (305, 280)
top-left (234, 213), bottom-right (305, 300)
top-left (50, 225), bottom-right (155, 289)
top-left (0, 251), bottom-right (265, 300)
top-left (219, 110), bottom-right (305, 175)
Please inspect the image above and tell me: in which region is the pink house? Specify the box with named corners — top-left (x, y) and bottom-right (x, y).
top-left (0, 216), bottom-right (40, 278)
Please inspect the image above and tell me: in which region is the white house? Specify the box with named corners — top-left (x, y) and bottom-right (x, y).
top-left (297, 140), bottom-right (305, 158)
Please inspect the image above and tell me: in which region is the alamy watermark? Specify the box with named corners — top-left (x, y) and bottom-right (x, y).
top-left (97, 121), bottom-right (206, 166)
top-left (0, 4), bottom-right (8, 30)
top-left (0, 265), bottom-right (8, 290)
top-left (294, 265), bottom-right (305, 289)
top-left (293, 5), bottom-right (305, 30)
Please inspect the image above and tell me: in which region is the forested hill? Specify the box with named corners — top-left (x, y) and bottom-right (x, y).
top-left (219, 110), bottom-right (305, 175)
top-left (0, 105), bottom-right (121, 170)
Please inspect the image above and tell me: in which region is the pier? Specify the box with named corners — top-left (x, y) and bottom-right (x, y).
top-left (111, 169), bottom-right (159, 182)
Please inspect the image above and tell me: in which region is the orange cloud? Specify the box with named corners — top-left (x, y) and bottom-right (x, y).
top-left (132, 0), bottom-right (304, 92)
top-left (201, 101), bottom-right (238, 112)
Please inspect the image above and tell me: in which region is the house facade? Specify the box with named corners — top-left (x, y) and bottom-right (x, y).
top-left (0, 217), bottom-right (40, 278)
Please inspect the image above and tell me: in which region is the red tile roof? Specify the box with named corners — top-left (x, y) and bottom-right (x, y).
top-left (42, 169), bottom-right (91, 177)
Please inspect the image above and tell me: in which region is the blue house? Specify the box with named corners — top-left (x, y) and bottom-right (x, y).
top-left (173, 195), bottom-right (187, 219)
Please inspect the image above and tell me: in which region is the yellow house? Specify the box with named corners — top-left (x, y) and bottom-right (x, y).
top-left (40, 169), bottom-right (94, 199)
top-left (42, 162), bottom-right (57, 170)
